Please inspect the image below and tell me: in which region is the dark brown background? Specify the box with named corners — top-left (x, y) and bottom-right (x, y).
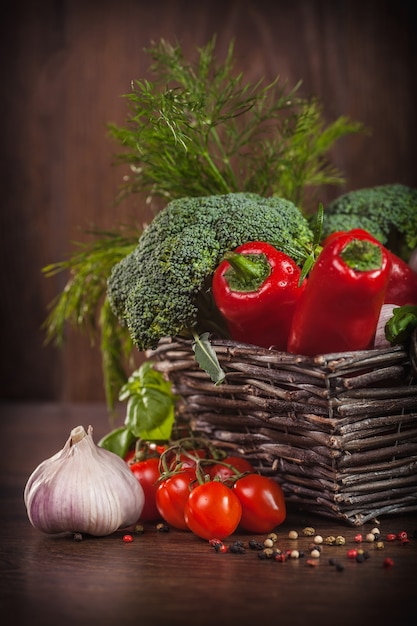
top-left (1, 0), bottom-right (416, 404)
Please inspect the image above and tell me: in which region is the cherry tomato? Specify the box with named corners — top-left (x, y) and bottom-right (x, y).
top-left (155, 469), bottom-right (197, 530)
top-left (233, 474), bottom-right (286, 533)
top-left (184, 481), bottom-right (242, 540)
top-left (208, 456), bottom-right (255, 485)
top-left (167, 448), bottom-right (208, 471)
top-left (129, 457), bottom-right (161, 522)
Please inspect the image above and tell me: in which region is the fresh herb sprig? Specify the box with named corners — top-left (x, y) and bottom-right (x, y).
top-left (109, 37), bottom-right (363, 209)
top-left (42, 228), bottom-right (139, 409)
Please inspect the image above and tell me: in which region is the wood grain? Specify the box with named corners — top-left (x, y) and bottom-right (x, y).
top-left (1, 403), bottom-right (416, 626)
top-left (1, 0), bottom-right (416, 402)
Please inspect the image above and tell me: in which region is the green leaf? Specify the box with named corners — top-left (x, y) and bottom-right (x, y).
top-left (385, 305), bottom-right (417, 345)
top-left (129, 405), bottom-right (176, 442)
top-left (98, 426), bottom-right (136, 458)
top-left (120, 361), bottom-right (178, 440)
top-left (192, 331), bottom-right (226, 385)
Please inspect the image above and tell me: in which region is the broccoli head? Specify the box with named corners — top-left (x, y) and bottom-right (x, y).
top-left (107, 192), bottom-right (313, 351)
top-left (321, 184), bottom-right (417, 261)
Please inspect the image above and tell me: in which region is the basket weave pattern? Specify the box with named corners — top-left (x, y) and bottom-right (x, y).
top-left (151, 334), bottom-right (417, 526)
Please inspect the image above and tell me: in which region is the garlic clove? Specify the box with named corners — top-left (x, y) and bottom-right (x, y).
top-left (24, 425), bottom-right (145, 536)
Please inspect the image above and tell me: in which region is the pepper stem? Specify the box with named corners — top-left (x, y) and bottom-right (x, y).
top-left (340, 239), bottom-right (383, 272)
top-left (223, 252), bottom-right (270, 292)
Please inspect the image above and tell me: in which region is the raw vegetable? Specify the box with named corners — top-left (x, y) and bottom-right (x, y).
top-left (208, 456), bottom-right (255, 486)
top-left (42, 37), bottom-right (362, 409)
top-left (385, 305), bottom-right (417, 346)
top-left (287, 231), bottom-right (392, 356)
top-left (129, 457), bottom-right (162, 522)
top-left (155, 469), bottom-right (197, 531)
top-left (184, 480), bottom-right (242, 540)
top-left (322, 229), bottom-right (417, 306)
top-left (233, 474), bottom-right (286, 533)
top-left (107, 193), bottom-right (314, 355)
top-left (320, 184), bottom-right (417, 261)
top-left (211, 241), bottom-right (306, 349)
top-left (384, 254), bottom-right (417, 306)
top-left (24, 425), bottom-right (144, 536)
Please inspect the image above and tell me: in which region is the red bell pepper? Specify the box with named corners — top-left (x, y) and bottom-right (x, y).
top-left (212, 241), bottom-right (306, 350)
top-left (287, 231), bottom-right (392, 356)
top-left (323, 229), bottom-right (417, 305)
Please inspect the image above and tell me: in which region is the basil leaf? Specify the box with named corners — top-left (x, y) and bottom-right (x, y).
top-left (385, 305), bottom-right (417, 345)
top-left (98, 426), bottom-right (136, 458)
top-left (121, 361), bottom-right (178, 440)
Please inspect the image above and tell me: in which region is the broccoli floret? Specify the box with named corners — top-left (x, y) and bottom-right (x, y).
top-left (321, 184), bottom-right (417, 261)
top-left (107, 192), bottom-right (313, 351)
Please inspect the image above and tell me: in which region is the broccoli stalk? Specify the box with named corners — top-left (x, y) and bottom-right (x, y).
top-left (107, 192), bottom-right (314, 352)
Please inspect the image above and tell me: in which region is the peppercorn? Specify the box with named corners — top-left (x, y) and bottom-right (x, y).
top-left (73, 532), bottom-right (83, 542)
top-left (354, 533), bottom-right (363, 543)
top-left (123, 534), bottom-right (133, 543)
top-left (347, 548), bottom-right (358, 559)
top-left (262, 548), bottom-right (275, 559)
top-left (308, 542), bottom-right (322, 553)
top-left (156, 522), bottom-right (170, 533)
top-left (303, 527), bottom-right (315, 536)
top-left (288, 530), bottom-right (298, 540)
top-left (324, 536), bottom-right (336, 545)
top-left (249, 539), bottom-right (264, 550)
top-left (229, 541), bottom-right (246, 554)
top-left (335, 536), bottom-right (346, 546)
top-left (386, 533), bottom-right (397, 542)
top-left (383, 557), bottom-right (395, 568)
top-left (213, 541), bottom-right (227, 554)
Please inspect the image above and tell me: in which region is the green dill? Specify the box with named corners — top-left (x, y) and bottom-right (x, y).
top-left (109, 37), bottom-right (363, 209)
top-left (42, 228), bottom-right (138, 410)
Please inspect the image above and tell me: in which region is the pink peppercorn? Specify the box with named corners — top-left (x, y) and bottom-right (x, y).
top-left (386, 533), bottom-right (397, 542)
top-left (354, 533), bottom-right (362, 543)
top-left (383, 557), bottom-right (394, 568)
top-left (347, 548), bottom-right (358, 559)
top-left (123, 534), bottom-right (133, 543)
top-left (397, 531), bottom-right (408, 541)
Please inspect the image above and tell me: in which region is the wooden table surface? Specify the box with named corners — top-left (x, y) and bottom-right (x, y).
top-left (1, 402), bottom-right (416, 626)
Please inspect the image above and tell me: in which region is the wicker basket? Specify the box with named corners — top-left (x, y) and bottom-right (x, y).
top-left (150, 332), bottom-right (417, 526)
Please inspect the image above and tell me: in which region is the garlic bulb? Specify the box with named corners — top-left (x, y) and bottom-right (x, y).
top-left (24, 425), bottom-right (144, 536)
